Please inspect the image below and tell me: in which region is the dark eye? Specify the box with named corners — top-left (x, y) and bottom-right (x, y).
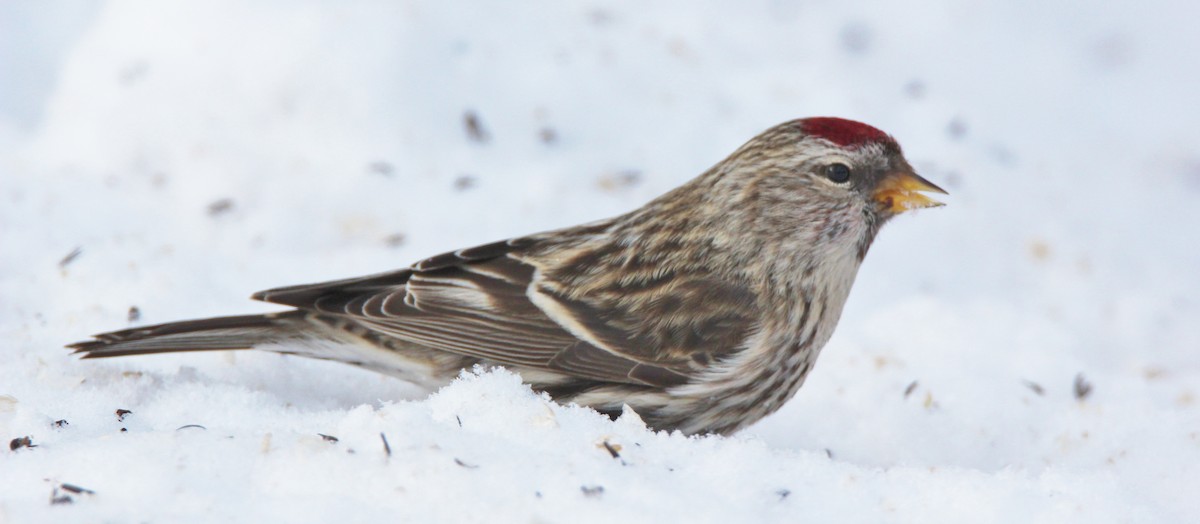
top-left (825, 163), bottom-right (852, 184)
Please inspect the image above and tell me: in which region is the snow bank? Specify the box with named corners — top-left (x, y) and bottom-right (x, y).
top-left (2, 1), bottom-right (1197, 522)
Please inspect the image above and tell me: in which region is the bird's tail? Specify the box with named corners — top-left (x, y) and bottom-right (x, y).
top-left (68, 311), bottom-right (311, 359)
top-left (68, 311), bottom-right (453, 389)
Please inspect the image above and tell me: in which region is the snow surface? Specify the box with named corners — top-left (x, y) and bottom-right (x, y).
top-left (2, 1), bottom-right (1199, 522)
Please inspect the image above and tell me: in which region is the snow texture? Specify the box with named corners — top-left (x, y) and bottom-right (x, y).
top-left (2, 1), bottom-right (1198, 522)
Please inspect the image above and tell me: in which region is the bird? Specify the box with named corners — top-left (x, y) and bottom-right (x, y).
top-left (69, 117), bottom-right (945, 435)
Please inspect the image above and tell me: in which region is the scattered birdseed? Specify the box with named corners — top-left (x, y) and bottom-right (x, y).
top-left (580, 485), bottom-right (604, 498)
top-left (127, 306), bottom-right (141, 323)
top-left (115, 409), bottom-right (133, 422)
top-left (53, 420), bottom-right (69, 428)
top-left (49, 483), bottom-right (93, 505)
top-left (463, 110), bottom-right (489, 143)
top-left (59, 246), bottom-right (83, 269)
top-left (600, 440), bottom-right (621, 459)
top-left (380, 432), bottom-right (392, 457)
top-left (454, 458), bottom-right (479, 469)
top-left (1023, 380), bottom-right (1045, 396)
top-left (1029, 239), bottom-right (1051, 262)
top-left (453, 175), bottom-right (477, 191)
top-left (904, 380), bottom-right (919, 398)
top-left (49, 490), bottom-right (73, 505)
top-left (60, 483), bottom-right (94, 495)
top-left (10, 436), bottom-right (34, 451)
top-left (318, 434), bottom-right (339, 443)
top-left (384, 233), bottom-right (406, 248)
top-left (1074, 373), bottom-right (1093, 401)
top-left (207, 198), bottom-right (234, 217)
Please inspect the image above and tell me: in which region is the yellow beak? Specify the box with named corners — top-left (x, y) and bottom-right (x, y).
top-left (872, 171), bottom-right (947, 213)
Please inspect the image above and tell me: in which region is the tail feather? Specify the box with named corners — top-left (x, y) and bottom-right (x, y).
top-left (69, 312), bottom-right (306, 359)
top-left (69, 310), bottom-right (460, 390)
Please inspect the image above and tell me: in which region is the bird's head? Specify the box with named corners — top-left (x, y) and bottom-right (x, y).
top-left (688, 117), bottom-right (946, 260)
top-left (790, 117), bottom-right (945, 217)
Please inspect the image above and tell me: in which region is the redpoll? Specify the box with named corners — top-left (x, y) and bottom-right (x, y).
top-left (70, 117), bottom-right (945, 435)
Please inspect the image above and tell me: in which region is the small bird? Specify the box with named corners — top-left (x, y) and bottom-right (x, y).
top-left (70, 117), bottom-right (945, 435)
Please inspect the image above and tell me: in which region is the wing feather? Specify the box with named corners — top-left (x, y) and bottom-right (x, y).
top-left (253, 232), bottom-right (753, 388)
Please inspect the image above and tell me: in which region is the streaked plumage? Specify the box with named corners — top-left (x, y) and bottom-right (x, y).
top-left (70, 117), bottom-right (945, 435)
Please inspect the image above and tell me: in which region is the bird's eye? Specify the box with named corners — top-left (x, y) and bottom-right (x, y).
top-left (824, 163), bottom-right (852, 184)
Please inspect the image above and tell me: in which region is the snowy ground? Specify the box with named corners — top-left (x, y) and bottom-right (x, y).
top-left (2, 1), bottom-right (1199, 522)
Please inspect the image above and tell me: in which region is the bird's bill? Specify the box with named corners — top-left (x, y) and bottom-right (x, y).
top-left (872, 171), bottom-right (947, 213)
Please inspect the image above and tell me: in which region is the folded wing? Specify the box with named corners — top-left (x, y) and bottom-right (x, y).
top-left (252, 237), bottom-right (731, 388)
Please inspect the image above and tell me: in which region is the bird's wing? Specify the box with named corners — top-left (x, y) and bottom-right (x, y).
top-left (253, 236), bottom-right (757, 388)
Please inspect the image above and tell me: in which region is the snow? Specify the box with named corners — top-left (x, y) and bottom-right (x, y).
top-left (2, 1), bottom-right (1198, 522)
